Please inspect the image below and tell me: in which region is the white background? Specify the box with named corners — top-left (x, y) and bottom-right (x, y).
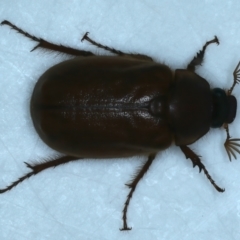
top-left (1, 1), bottom-right (240, 240)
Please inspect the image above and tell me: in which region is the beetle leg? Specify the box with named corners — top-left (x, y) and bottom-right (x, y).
top-left (0, 155), bottom-right (80, 193)
top-left (1, 20), bottom-right (95, 57)
top-left (179, 146), bottom-right (225, 192)
top-left (81, 32), bottom-right (153, 61)
top-left (187, 36), bottom-right (219, 72)
top-left (120, 153), bottom-right (156, 231)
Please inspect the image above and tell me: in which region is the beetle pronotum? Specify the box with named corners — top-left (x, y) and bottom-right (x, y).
top-left (1, 20), bottom-right (240, 230)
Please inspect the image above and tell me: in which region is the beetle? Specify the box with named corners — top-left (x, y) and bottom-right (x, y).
top-left (1, 20), bottom-right (240, 231)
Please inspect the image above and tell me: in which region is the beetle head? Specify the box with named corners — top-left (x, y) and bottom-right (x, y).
top-left (211, 88), bottom-right (237, 128)
top-left (214, 62), bottom-right (240, 161)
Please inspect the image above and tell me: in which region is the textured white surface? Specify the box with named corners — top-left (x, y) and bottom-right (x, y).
top-left (0, 1), bottom-right (240, 240)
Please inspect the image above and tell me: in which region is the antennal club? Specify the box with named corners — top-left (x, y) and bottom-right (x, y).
top-left (228, 61), bottom-right (240, 95)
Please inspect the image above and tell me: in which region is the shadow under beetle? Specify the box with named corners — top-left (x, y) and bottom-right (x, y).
top-left (1, 20), bottom-right (240, 230)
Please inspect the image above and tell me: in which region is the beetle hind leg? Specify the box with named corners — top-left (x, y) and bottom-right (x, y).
top-left (0, 155), bottom-right (80, 193)
top-left (1, 20), bottom-right (95, 57)
top-left (187, 36), bottom-right (219, 72)
top-left (120, 153), bottom-right (156, 231)
top-left (180, 145), bottom-right (225, 192)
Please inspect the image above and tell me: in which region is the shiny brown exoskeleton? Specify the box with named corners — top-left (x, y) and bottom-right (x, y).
top-left (1, 20), bottom-right (240, 230)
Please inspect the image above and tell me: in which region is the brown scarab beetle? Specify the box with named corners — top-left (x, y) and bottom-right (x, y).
top-left (1, 20), bottom-right (240, 230)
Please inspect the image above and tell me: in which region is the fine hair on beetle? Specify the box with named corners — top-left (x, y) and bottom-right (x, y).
top-left (1, 20), bottom-right (240, 231)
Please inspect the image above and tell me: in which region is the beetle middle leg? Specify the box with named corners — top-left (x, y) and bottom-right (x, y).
top-left (0, 155), bottom-right (80, 193)
top-left (180, 146), bottom-right (224, 192)
top-left (120, 153), bottom-right (156, 231)
top-left (81, 32), bottom-right (153, 61)
top-left (1, 20), bottom-right (96, 57)
top-left (187, 36), bottom-right (219, 72)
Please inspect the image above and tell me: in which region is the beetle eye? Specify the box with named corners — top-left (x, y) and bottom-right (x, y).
top-left (211, 88), bottom-right (237, 128)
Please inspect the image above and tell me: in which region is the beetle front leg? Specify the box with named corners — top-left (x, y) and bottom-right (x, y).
top-left (0, 155), bottom-right (80, 193)
top-left (187, 36), bottom-right (219, 72)
top-left (1, 20), bottom-right (95, 57)
top-left (81, 32), bottom-right (153, 61)
top-left (120, 153), bottom-right (156, 231)
top-left (180, 146), bottom-right (224, 192)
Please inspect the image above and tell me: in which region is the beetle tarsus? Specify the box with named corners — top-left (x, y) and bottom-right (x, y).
top-left (0, 172), bottom-right (34, 193)
top-left (120, 225), bottom-right (132, 231)
top-left (121, 153), bottom-right (156, 231)
top-left (180, 146), bottom-right (225, 192)
top-left (1, 20), bottom-right (11, 26)
top-left (80, 31), bottom-right (153, 61)
top-left (0, 155), bottom-right (80, 193)
top-left (81, 32), bottom-right (89, 42)
top-left (81, 31), bottom-right (125, 55)
top-left (187, 36), bottom-right (219, 72)
top-left (1, 20), bottom-right (42, 43)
